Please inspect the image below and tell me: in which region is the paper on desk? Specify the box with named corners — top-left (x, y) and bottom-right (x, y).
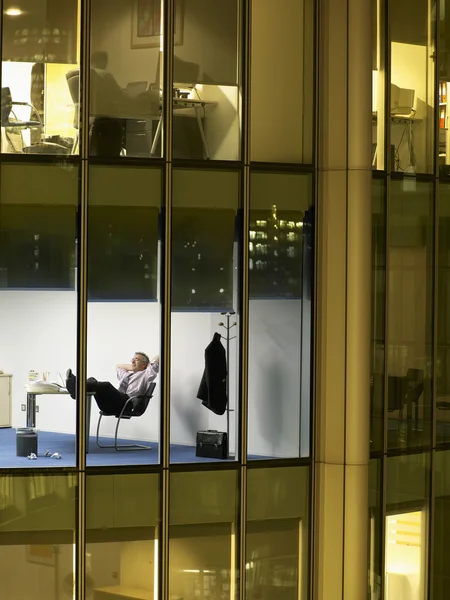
top-left (26, 381), bottom-right (66, 393)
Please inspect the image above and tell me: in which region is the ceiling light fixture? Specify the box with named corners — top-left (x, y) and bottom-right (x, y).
top-left (5, 7), bottom-right (23, 16)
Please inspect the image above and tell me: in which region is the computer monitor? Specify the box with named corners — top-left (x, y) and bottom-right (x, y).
top-left (126, 81), bottom-right (148, 96)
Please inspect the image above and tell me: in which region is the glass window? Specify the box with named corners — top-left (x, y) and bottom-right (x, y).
top-left (433, 450), bottom-right (450, 600)
top-left (437, 182), bottom-right (450, 443)
top-left (0, 473), bottom-right (76, 599)
top-left (439, 2), bottom-right (450, 176)
top-left (86, 165), bottom-right (162, 467)
top-left (0, 162), bottom-right (79, 467)
top-left (371, 177), bottom-right (386, 452)
top-left (368, 458), bottom-right (382, 600)
top-left (390, 0), bottom-right (435, 174)
top-left (86, 472), bottom-right (160, 599)
top-left (169, 469), bottom-right (238, 600)
top-left (387, 179), bottom-right (433, 451)
top-left (170, 170), bottom-right (240, 462)
top-left (250, 0), bottom-right (314, 163)
top-left (246, 466), bottom-right (309, 600)
top-left (89, 0), bottom-right (164, 158)
top-left (172, 0), bottom-right (240, 161)
top-left (248, 172), bottom-right (313, 459)
top-left (372, 0), bottom-right (386, 171)
top-left (385, 453), bottom-right (430, 600)
top-left (1, 1), bottom-right (79, 156)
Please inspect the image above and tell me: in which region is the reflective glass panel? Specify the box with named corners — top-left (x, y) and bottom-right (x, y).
top-left (385, 453), bottom-right (430, 600)
top-left (87, 472), bottom-right (160, 599)
top-left (433, 450), bottom-right (450, 600)
top-left (89, 0), bottom-right (164, 158)
top-left (1, 1), bottom-right (80, 156)
top-left (437, 181), bottom-right (450, 443)
top-left (439, 1), bottom-right (450, 175)
top-left (172, 0), bottom-right (240, 161)
top-left (371, 178), bottom-right (386, 452)
top-left (246, 466), bottom-right (309, 600)
top-left (170, 170), bottom-right (240, 462)
top-left (250, 0), bottom-right (314, 163)
top-left (390, 0), bottom-right (435, 173)
top-left (86, 166), bottom-right (162, 466)
top-left (0, 473), bottom-right (77, 599)
top-left (368, 458), bottom-right (382, 600)
top-left (169, 469), bottom-right (238, 600)
top-left (248, 172), bottom-right (313, 459)
top-left (0, 162), bottom-right (78, 467)
top-left (387, 179), bottom-right (433, 450)
top-left (372, 0), bottom-right (386, 171)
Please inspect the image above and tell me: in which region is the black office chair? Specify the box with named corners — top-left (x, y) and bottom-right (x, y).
top-left (96, 382), bottom-right (156, 451)
top-left (1, 86), bottom-right (69, 154)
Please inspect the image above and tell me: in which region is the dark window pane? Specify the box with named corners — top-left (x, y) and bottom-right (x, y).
top-left (172, 207), bottom-right (235, 310)
top-left (368, 458), bottom-right (382, 600)
top-left (247, 466), bottom-right (310, 600)
top-left (86, 473), bottom-right (160, 598)
top-left (0, 474), bottom-right (76, 599)
top-left (371, 178), bottom-right (386, 452)
top-left (0, 164), bottom-right (78, 290)
top-left (88, 165), bottom-right (161, 302)
top-left (437, 182), bottom-right (450, 443)
top-left (387, 180), bottom-right (433, 450)
top-left (169, 470), bottom-right (238, 599)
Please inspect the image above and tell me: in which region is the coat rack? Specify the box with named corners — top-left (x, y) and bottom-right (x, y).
top-left (218, 310), bottom-right (236, 457)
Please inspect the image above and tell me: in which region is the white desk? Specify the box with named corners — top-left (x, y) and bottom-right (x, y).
top-left (24, 385), bottom-right (94, 450)
top-left (151, 97), bottom-right (217, 159)
top-left (94, 586), bottom-right (153, 600)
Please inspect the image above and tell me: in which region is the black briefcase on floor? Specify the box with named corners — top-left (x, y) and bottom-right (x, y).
top-left (195, 430), bottom-right (228, 459)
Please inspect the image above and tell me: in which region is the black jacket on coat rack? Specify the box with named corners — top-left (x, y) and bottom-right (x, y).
top-left (197, 332), bottom-right (227, 415)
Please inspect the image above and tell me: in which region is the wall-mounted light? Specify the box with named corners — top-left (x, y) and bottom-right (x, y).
top-left (5, 7), bottom-right (23, 16)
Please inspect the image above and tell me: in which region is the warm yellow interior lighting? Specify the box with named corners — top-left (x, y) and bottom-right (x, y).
top-left (5, 7), bottom-right (23, 16)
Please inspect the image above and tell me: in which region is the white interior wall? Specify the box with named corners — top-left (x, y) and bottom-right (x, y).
top-left (0, 292), bottom-right (307, 457)
top-left (248, 300), bottom-right (302, 458)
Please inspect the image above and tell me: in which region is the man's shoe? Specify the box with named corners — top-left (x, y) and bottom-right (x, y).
top-left (65, 368), bottom-right (76, 399)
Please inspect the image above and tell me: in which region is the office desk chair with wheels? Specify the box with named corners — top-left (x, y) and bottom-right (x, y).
top-left (96, 382), bottom-right (156, 451)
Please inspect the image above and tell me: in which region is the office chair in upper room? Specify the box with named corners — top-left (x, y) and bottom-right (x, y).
top-left (65, 69), bottom-right (80, 153)
top-left (1, 86), bottom-right (43, 152)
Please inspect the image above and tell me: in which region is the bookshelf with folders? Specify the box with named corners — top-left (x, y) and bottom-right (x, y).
top-left (439, 81), bottom-right (450, 165)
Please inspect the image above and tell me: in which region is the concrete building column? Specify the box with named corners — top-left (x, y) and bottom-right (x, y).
top-left (313, 1), bottom-right (372, 600)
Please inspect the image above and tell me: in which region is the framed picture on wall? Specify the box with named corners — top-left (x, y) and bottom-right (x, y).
top-left (131, 0), bottom-right (184, 49)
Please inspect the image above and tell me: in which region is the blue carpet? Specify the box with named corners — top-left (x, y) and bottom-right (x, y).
top-left (0, 429), bottom-right (237, 468)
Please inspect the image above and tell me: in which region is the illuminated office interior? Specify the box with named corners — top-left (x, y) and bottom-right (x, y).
top-left (10, 0), bottom-right (450, 599)
top-left (0, 0), bottom-right (316, 599)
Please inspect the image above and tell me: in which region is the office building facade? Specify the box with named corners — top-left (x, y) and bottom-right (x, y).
top-left (1, 0), bottom-right (445, 599)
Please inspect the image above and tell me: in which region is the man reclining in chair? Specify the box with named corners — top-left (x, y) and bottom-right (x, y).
top-left (65, 352), bottom-right (159, 415)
